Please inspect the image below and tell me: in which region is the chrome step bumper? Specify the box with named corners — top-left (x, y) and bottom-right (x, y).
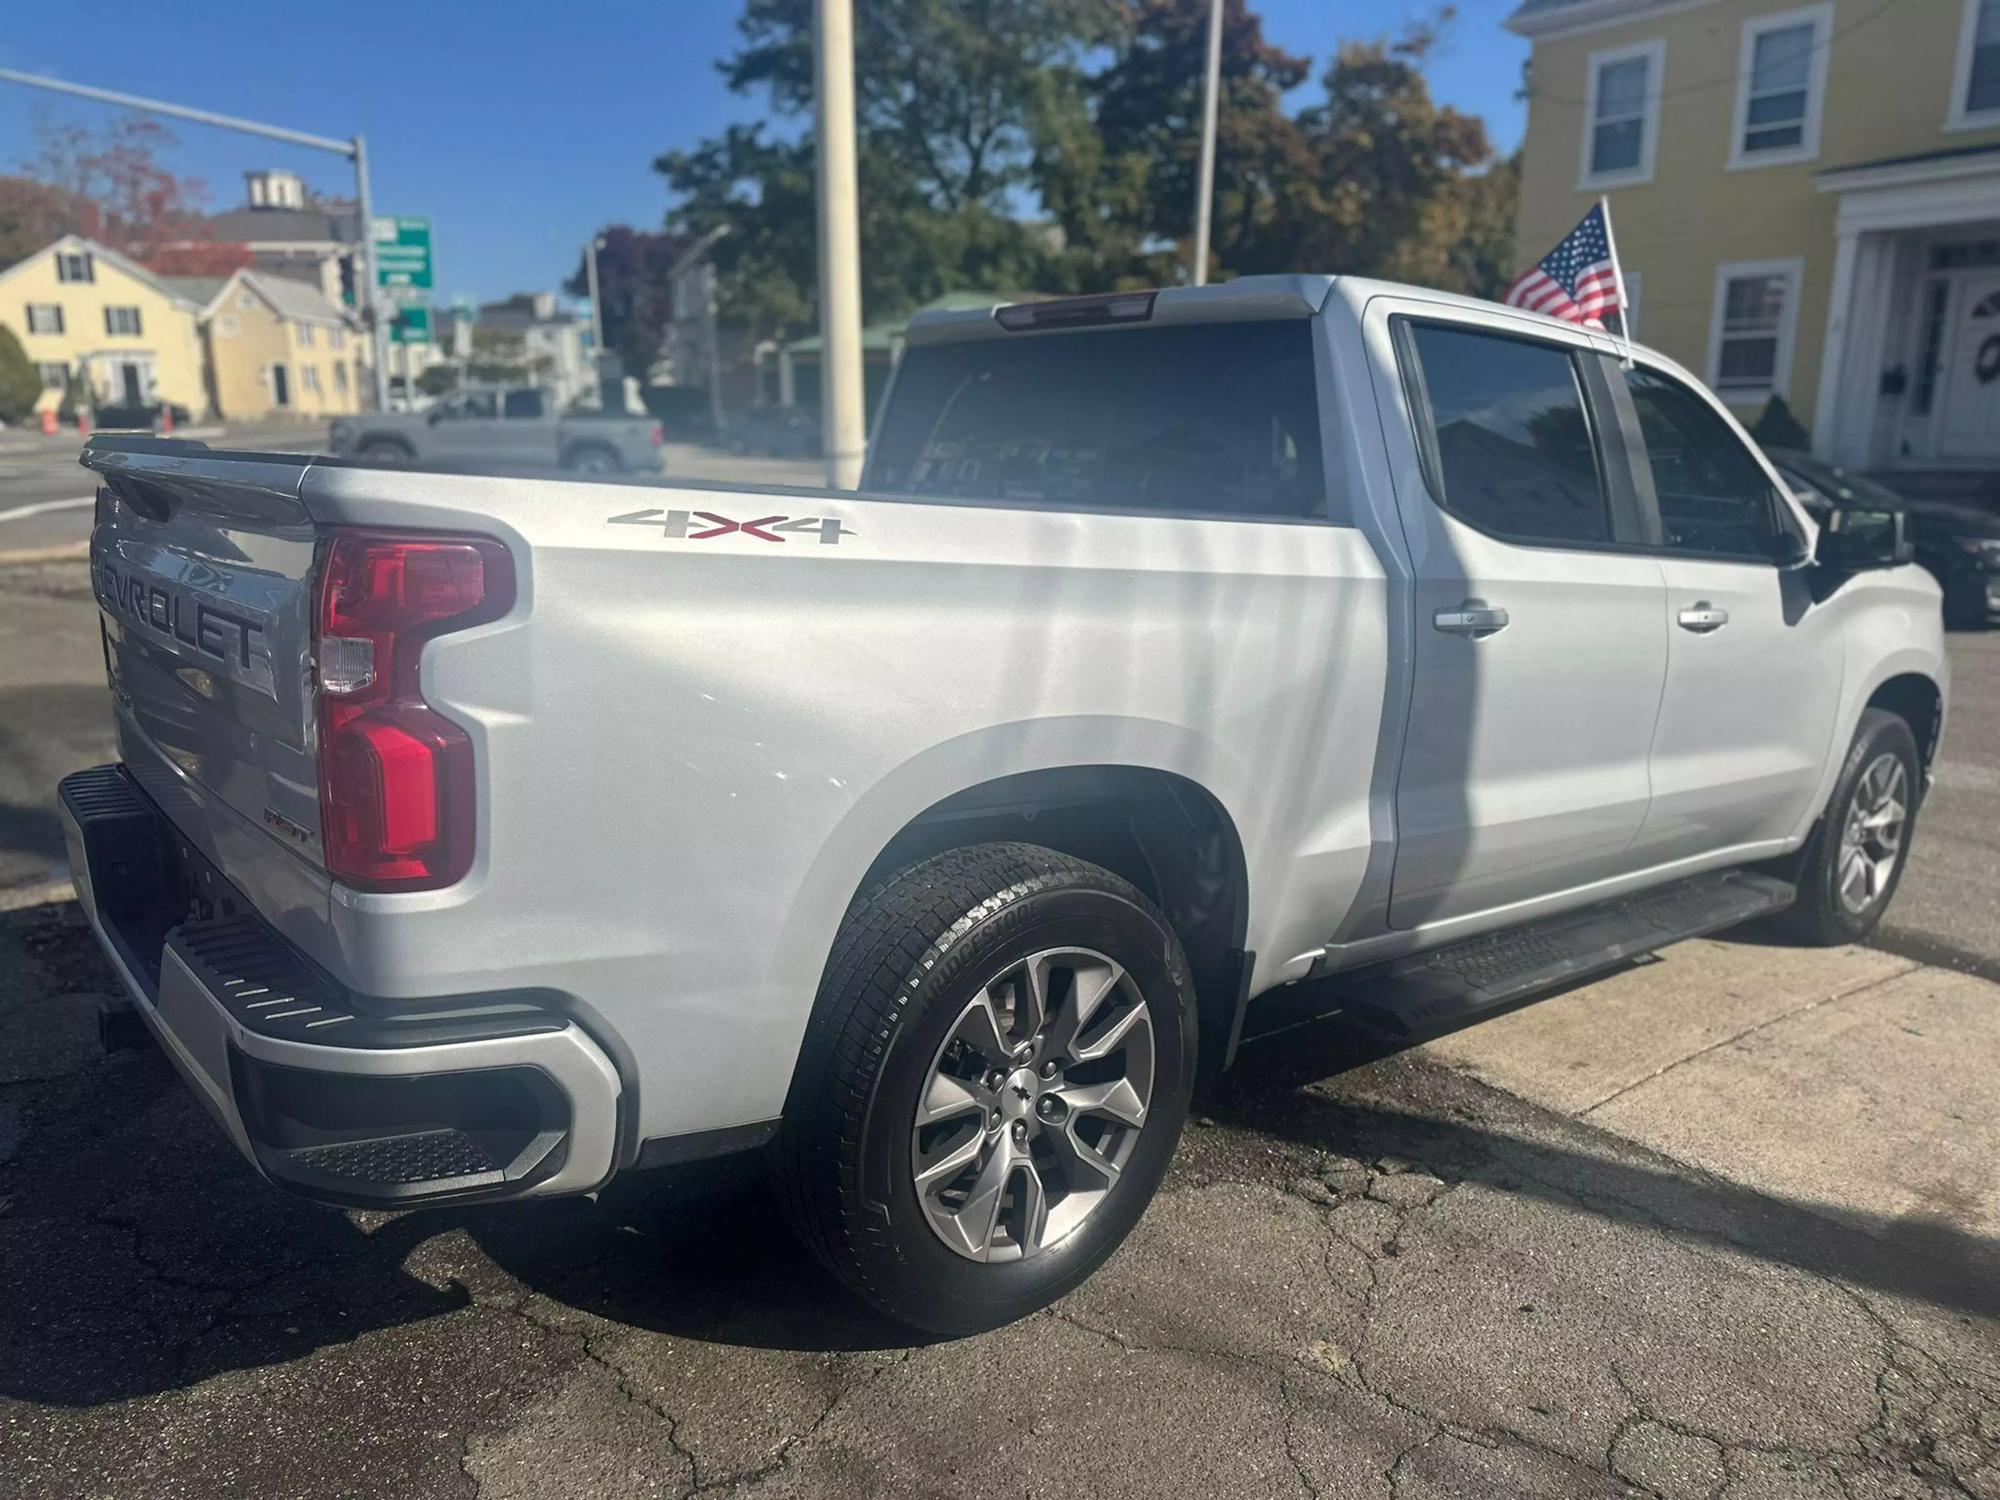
top-left (58, 764), bottom-right (622, 1207)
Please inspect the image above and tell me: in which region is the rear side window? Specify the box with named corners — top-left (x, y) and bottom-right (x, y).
top-left (1623, 366), bottom-right (1782, 558)
top-left (869, 321), bottom-right (1325, 517)
top-left (1404, 323), bottom-right (1610, 545)
top-left (502, 389), bottom-right (545, 419)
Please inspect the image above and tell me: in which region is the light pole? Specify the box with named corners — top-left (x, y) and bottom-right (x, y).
top-left (585, 235), bottom-right (606, 358)
top-left (813, 0), bottom-right (867, 490)
top-left (0, 67), bottom-right (391, 411)
top-left (1190, 0), bottom-right (1224, 288)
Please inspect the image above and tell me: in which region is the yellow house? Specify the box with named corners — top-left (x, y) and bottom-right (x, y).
top-left (198, 268), bottom-right (368, 420)
top-left (1509, 0), bottom-right (2000, 475)
top-left (0, 235), bottom-right (208, 415)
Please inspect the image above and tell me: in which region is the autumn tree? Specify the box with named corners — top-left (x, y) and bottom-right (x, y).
top-left (16, 112), bottom-right (244, 273)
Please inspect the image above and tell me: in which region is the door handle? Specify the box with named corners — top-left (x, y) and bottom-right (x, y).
top-left (1677, 602), bottom-right (1729, 633)
top-left (1434, 603), bottom-right (1510, 637)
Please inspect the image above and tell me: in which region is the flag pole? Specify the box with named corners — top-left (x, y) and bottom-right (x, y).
top-left (1598, 195), bottom-right (1635, 368)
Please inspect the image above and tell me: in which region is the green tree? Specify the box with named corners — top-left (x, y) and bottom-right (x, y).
top-left (659, 0), bottom-right (1115, 339)
top-left (1058, 0), bottom-right (1313, 285)
top-left (0, 325), bottom-right (42, 424)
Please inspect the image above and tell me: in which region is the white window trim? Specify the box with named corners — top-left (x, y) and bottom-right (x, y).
top-left (1948, 0), bottom-right (2000, 130)
top-left (1726, 3), bottom-right (1833, 171)
top-left (26, 303), bottom-right (64, 335)
top-left (1577, 39), bottom-right (1666, 189)
top-left (1707, 257), bottom-right (1805, 401)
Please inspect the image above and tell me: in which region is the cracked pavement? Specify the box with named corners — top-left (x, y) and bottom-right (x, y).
top-left (2, 894), bottom-right (1995, 1499)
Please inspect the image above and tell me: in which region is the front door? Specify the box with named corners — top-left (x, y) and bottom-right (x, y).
top-left (1941, 277), bottom-right (2000, 460)
top-left (1614, 362), bottom-right (1843, 862)
top-left (271, 364), bottom-right (290, 408)
top-left (1377, 310), bottom-right (1667, 929)
top-left (120, 363), bottom-right (143, 405)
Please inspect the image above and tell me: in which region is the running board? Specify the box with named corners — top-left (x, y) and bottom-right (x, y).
top-left (1244, 870), bottom-right (1795, 1044)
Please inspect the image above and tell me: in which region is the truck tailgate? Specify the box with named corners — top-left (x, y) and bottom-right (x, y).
top-left (82, 441), bottom-right (326, 875)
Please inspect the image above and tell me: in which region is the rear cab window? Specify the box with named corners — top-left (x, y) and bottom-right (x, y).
top-left (868, 320), bottom-right (1326, 518)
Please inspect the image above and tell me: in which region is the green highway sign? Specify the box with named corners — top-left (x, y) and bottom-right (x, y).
top-left (372, 216), bottom-right (433, 292)
top-left (389, 304), bottom-right (433, 344)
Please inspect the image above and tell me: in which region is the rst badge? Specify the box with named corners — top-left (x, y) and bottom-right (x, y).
top-left (608, 508), bottom-right (854, 545)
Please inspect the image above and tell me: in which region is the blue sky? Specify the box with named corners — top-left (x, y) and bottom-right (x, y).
top-left (0, 0), bottom-right (1528, 304)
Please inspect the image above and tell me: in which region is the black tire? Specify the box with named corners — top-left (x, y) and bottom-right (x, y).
top-left (563, 444), bottom-right (620, 475)
top-left (1778, 708), bottom-right (1921, 946)
top-left (776, 842), bottom-right (1197, 1335)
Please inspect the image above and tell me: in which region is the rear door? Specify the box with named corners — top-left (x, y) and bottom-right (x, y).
top-left (1372, 303), bottom-right (1667, 928)
top-left (1612, 361), bottom-right (1842, 860)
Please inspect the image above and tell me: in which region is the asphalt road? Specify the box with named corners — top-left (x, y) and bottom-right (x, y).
top-left (0, 447), bottom-right (1994, 1498)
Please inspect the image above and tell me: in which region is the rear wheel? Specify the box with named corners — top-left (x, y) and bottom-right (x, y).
top-left (1779, 708), bottom-right (1920, 945)
top-left (776, 843), bottom-right (1196, 1334)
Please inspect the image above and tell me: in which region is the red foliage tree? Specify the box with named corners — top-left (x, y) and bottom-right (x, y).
top-left (19, 112), bottom-right (246, 272)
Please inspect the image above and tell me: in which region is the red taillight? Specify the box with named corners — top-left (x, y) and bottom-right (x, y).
top-left (650, 422), bottom-right (664, 447)
top-left (314, 531), bottom-right (514, 890)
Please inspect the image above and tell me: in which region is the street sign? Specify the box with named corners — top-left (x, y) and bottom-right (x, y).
top-left (372, 216), bottom-right (433, 292)
top-left (389, 305), bottom-right (433, 344)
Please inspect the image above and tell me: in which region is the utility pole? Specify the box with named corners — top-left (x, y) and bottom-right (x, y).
top-left (0, 68), bottom-right (391, 411)
top-left (585, 234), bottom-right (608, 408)
top-left (813, 0), bottom-right (867, 489)
top-left (1190, 0), bottom-right (1225, 288)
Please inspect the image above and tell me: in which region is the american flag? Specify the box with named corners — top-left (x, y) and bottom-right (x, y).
top-left (1504, 203), bottom-right (1622, 328)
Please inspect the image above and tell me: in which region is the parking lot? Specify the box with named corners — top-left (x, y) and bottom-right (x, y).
top-left (1, 442), bottom-right (1995, 1500)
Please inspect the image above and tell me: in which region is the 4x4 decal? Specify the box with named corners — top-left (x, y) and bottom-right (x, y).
top-left (609, 508), bottom-right (854, 545)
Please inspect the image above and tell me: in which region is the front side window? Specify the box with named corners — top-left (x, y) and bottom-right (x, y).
top-left (26, 303), bottom-right (63, 335)
top-left (1734, 7), bottom-right (1827, 162)
top-left (869, 320), bottom-right (1326, 518)
top-left (1957, 0), bottom-right (2000, 121)
top-left (56, 251), bottom-right (94, 284)
top-left (1584, 43), bottom-right (1660, 183)
top-left (1404, 323), bottom-right (1610, 546)
top-left (104, 306), bottom-right (143, 337)
top-left (1624, 367), bottom-right (1785, 559)
top-left (1711, 263), bottom-right (1798, 398)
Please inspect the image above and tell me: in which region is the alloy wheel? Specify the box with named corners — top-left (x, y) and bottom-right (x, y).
top-left (911, 947), bottom-right (1154, 1264)
top-left (1837, 752), bottom-right (1909, 915)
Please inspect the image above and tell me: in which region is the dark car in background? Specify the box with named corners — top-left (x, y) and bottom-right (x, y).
top-left (91, 400), bottom-right (193, 432)
top-left (724, 403), bottom-right (821, 458)
top-left (1769, 449), bottom-right (1999, 628)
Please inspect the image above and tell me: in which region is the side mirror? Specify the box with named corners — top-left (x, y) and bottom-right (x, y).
top-left (1815, 507), bottom-right (1911, 571)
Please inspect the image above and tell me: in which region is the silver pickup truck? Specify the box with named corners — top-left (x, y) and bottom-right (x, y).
top-left (327, 384), bottom-right (664, 475)
top-left (62, 276), bottom-right (1945, 1334)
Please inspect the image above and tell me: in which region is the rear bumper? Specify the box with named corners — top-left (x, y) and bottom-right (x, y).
top-left (58, 764), bottom-right (622, 1208)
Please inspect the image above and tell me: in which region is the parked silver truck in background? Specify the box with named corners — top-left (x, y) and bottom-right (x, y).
top-left (62, 275), bottom-right (1944, 1334)
top-left (327, 383), bottom-right (664, 474)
